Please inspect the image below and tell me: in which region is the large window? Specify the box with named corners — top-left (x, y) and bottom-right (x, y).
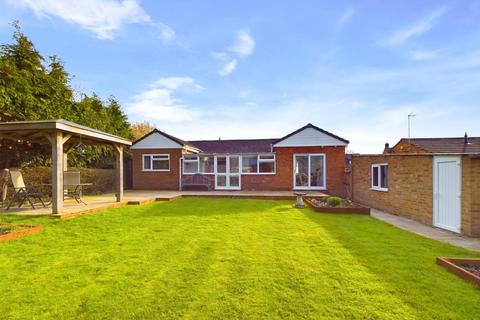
top-left (242, 155), bottom-right (258, 173)
top-left (143, 154), bottom-right (169, 171)
top-left (199, 155), bottom-right (214, 173)
top-left (242, 154), bottom-right (275, 174)
top-left (294, 154), bottom-right (325, 189)
top-left (371, 163), bottom-right (388, 191)
top-left (183, 155), bottom-right (215, 174)
top-left (183, 155), bottom-right (199, 174)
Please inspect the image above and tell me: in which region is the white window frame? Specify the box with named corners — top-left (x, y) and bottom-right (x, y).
top-left (241, 154), bottom-right (276, 175)
top-left (142, 154), bottom-right (170, 172)
top-left (371, 163), bottom-right (388, 192)
top-left (292, 153), bottom-right (327, 190)
top-left (182, 155), bottom-right (215, 175)
top-left (183, 155), bottom-right (200, 174)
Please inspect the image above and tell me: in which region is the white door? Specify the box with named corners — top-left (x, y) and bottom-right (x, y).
top-left (215, 155), bottom-right (241, 190)
top-left (433, 156), bottom-right (461, 233)
top-left (293, 154), bottom-right (326, 190)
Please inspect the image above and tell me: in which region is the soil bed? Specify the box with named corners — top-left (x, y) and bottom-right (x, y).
top-left (436, 257), bottom-right (480, 286)
top-left (305, 197), bottom-right (370, 215)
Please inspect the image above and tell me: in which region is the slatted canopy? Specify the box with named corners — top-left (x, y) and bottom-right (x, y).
top-left (0, 119), bottom-right (132, 214)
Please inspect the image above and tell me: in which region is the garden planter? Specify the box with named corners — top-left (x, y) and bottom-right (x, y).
top-left (305, 197), bottom-right (371, 215)
top-left (436, 257), bottom-right (480, 287)
top-left (0, 225), bottom-right (44, 242)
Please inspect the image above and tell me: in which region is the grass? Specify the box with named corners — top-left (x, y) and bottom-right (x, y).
top-left (0, 198), bottom-right (479, 319)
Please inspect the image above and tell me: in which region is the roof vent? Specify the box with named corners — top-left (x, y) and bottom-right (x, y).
top-left (464, 132), bottom-right (469, 144)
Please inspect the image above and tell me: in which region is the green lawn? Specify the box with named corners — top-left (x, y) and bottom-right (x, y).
top-left (1, 198), bottom-right (479, 319)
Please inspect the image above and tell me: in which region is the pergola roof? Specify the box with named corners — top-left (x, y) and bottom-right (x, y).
top-left (0, 119), bottom-right (131, 146)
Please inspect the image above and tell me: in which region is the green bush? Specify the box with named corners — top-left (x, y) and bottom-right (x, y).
top-left (325, 196), bottom-right (342, 207)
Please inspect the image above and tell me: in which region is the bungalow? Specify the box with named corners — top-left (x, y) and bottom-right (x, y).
top-left (131, 123), bottom-right (349, 196)
top-left (351, 134), bottom-right (480, 237)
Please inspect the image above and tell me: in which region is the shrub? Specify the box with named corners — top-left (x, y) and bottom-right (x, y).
top-left (325, 196), bottom-right (342, 207)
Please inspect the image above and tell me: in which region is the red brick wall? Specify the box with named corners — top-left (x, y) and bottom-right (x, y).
top-left (132, 146), bottom-right (346, 196)
top-left (132, 149), bottom-right (183, 190)
top-left (392, 140), bottom-right (427, 153)
top-left (270, 146), bottom-right (346, 196)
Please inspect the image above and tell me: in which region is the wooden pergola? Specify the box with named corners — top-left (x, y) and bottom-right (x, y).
top-left (0, 119), bottom-right (132, 214)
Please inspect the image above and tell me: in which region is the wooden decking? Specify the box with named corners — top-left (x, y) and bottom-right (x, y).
top-left (0, 190), bottom-right (327, 218)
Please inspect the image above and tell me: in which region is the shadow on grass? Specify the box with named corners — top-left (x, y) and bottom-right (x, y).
top-left (302, 208), bottom-right (480, 318)
top-left (136, 198), bottom-right (293, 219)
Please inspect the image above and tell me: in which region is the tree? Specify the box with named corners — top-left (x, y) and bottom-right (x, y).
top-left (0, 22), bottom-right (133, 169)
top-left (131, 121), bottom-right (156, 140)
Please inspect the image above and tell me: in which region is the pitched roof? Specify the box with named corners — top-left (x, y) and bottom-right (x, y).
top-left (273, 123), bottom-right (349, 145)
top-left (399, 137), bottom-right (480, 154)
top-left (189, 139), bottom-right (277, 153)
top-left (132, 129), bottom-right (199, 150)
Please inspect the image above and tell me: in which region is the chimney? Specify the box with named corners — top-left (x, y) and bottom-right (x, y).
top-left (464, 132), bottom-right (469, 144)
top-left (383, 142), bottom-right (391, 154)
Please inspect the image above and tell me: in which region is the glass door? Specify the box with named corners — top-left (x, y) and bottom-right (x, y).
top-left (215, 155), bottom-right (241, 190)
top-left (294, 154), bottom-right (325, 190)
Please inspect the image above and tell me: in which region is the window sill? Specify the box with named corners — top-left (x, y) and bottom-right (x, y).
top-left (142, 170), bottom-right (170, 172)
top-left (371, 187), bottom-right (388, 192)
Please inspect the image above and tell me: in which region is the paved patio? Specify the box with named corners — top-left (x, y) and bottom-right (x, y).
top-left (0, 190), bottom-right (327, 218)
top-left (371, 209), bottom-right (480, 252)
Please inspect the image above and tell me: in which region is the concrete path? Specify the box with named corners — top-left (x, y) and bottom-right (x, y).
top-left (371, 209), bottom-right (480, 252)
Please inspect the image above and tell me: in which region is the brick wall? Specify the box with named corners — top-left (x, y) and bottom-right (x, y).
top-left (461, 156), bottom-right (480, 237)
top-left (391, 139), bottom-right (427, 153)
top-left (352, 155), bottom-right (433, 225)
top-left (132, 149), bottom-right (183, 190)
top-left (272, 146), bottom-right (347, 196)
top-left (133, 146), bottom-right (346, 195)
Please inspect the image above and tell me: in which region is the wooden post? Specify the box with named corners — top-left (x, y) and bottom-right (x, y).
top-left (51, 131), bottom-right (64, 214)
top-left (114, 144), bottom-right (123, 202)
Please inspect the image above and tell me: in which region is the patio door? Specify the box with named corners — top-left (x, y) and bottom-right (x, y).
top-left (215, 155), bottom-right (241, 190)
top-left (293, 154), bottom-right (326, 190)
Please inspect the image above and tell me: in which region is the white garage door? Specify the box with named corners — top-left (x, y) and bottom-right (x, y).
top-left (433, 156), bottom-right (461, 233)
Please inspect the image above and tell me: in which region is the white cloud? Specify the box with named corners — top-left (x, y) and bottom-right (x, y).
top-left (152, 22), bottom-right (176, 43)
top-left (337, 7), bottom-right (355, 29)
top-left (409, 50), bottom-right (439, 61)
top-left (218, 59), bottom-right (238, 76)
top-left (379, 6), bottom-right (448, 46)
top-left (125, 77), bottom-right (201, 123)
top-left (9, 0), bottom-right (177, 42)
top-left (213, 29), bottom-right (255, 76)
top-left (228, 29), bottom-right (255, 57)
top-left (154, 77), bottom-right (203, 92)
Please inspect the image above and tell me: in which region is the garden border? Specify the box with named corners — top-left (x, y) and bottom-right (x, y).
top-left (0, 225), bottom-right (44, 242)
top-left (304, 197), bottom-right (371, 215)
top-left (436, 257), bottom-right (480, 286)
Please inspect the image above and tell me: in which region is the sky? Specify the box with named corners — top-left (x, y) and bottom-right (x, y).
top-left (1, 0), bottom-right (479, 153)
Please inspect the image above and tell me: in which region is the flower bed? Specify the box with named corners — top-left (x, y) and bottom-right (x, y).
top-left (305, 197), bottom-right (370, 215)
top-left (436, 257), bottom-right (480, 287)
top-left (0, 224), bottom-right (44, 242)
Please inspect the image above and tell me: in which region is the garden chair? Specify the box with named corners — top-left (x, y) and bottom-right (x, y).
top-left (64, 171), bottom-right (90, 205)
top-left (6, 170), bottom-right (46, 210)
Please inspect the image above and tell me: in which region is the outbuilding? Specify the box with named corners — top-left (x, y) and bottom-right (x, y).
top-left (351, 135), bottom-right (480, 237)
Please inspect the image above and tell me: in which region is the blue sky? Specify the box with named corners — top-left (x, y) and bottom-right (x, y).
top-left (1, 0), bottom-right (479, 153)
